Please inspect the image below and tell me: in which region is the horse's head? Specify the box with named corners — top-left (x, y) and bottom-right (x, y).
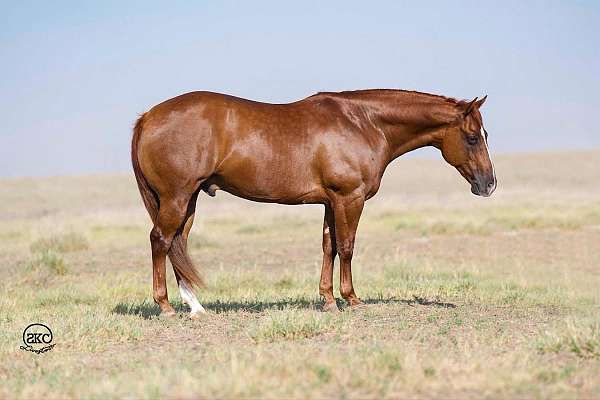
top-left (440, 96), bottom-right (496, 197)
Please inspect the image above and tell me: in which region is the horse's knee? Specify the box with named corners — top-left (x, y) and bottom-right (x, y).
top-left (337, 240), bottom-right (354, 261)
top-left (150, 227), bottom-right (172, 254)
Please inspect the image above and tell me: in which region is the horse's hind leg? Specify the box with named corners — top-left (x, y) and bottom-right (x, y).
top-left (171, 191), bottom-right (206, 317)
top-left (150, 194), bottom-right (190, 317)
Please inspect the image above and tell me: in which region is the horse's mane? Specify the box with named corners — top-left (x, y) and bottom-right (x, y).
top-left (310, 89), bottom-right (465, 105)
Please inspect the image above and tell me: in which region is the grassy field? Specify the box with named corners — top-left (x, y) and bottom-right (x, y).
top-left (1, 150), bottom-right (599, 399)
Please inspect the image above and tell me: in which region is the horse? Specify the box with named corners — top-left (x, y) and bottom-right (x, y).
top-left (131, 89), bottom-right (496, 317)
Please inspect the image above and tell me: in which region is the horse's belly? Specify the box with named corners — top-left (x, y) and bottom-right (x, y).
top-left (208, 158), bottom-right (324, 204)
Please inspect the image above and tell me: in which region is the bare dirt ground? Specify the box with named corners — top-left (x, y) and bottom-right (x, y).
top-left (1, 150), bottom-right (599, 398)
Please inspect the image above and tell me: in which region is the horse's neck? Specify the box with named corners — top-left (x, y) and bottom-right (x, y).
top-left (351, 93), bottom-right (459, 161)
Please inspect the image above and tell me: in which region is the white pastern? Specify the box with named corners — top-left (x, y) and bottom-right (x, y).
top-left (178, 279), bottom-right (206, 314)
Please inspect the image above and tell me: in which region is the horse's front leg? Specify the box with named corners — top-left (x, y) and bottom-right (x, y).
top-left (329, 191), bottom-right (365, 307)
top-left (319, 205), bottom-right (339, 312)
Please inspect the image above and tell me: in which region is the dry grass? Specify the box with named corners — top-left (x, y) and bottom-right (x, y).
top-left (537, 319), bottom-right (600, 359)
top-left (0, 150), bottom-right (599, 398)
top-left (29, 232), bottom-right (89, 254)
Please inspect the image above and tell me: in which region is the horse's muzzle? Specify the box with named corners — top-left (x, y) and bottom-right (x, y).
top-left (471, 175), bottom-right (497, 197)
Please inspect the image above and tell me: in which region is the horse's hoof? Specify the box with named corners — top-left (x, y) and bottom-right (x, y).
top-left (322, 302), bottom-right (340, 313)
top-left (189, 311), bottom-right (207, 320)
top-left (348, 299), bottom-right (366, 310)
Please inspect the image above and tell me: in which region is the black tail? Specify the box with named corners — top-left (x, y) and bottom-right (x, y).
top-left (131, 115), bottom-right (204, 288)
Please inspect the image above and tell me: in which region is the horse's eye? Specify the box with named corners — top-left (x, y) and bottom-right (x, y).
top-left (466, 135), bottom-right (479, 146)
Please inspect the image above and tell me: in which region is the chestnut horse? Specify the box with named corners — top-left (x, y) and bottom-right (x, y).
top-left (131, 89), bottom-right (496, 317)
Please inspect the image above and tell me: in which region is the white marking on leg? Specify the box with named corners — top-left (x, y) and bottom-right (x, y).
top-left (178, 279), bottom-right (206, 314)
top-left (324, 227), bottom-right (330, 234)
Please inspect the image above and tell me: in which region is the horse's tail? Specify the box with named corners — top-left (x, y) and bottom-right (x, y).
top-left (131, 114), bottom-right (158, 224)
top-left (131, 114), bottom-right (205, 289)
top-left (168, 232), bottom-right (205, 288)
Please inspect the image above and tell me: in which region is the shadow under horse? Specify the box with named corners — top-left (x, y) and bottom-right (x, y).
top-left (113, 295), bottom-right (456, 319)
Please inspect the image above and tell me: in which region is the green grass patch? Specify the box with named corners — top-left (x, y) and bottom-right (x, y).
top-left (536, 319), bottom-right (600, 359)
top-left (27, 250), bottom-right (69, 275)
top-left (249, 309), bottom-right (336, 342)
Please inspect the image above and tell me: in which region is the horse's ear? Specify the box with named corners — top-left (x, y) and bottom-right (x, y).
top-left (463, 97), bottom-right (478, 117)
top-left (476, 95), bottom-right (487, 108)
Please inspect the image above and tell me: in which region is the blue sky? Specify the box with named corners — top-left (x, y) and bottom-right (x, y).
top-left (1, 1), bottom-right (599, 177)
